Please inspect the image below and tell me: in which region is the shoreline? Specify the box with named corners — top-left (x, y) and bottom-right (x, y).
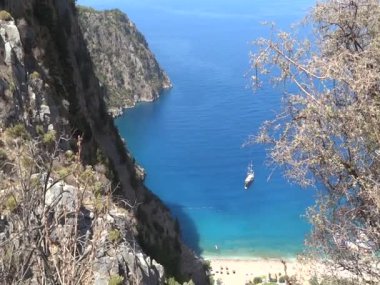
top-left (203, 254), bottom-right (298, 261)
top-left (204, 256), bottom-right (312, 285)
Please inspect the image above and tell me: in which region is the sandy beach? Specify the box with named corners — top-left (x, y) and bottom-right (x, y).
top-left (206, 257), bottom-right (311, 285)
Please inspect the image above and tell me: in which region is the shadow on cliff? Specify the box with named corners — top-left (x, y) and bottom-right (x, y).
top-left (168, 203), bottom-right (203, 256)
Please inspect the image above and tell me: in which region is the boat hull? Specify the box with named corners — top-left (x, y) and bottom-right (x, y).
top-left (244, 174), bottom-right (254, 189)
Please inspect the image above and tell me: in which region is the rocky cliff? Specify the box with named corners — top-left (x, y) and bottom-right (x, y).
top-left (0, 0), bottom-right (207, 284)
top-left (77, 6), bottom-right (171, 117)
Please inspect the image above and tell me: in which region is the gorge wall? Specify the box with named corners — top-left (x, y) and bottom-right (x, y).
top-left (0, 0), bottom-right (207, 284)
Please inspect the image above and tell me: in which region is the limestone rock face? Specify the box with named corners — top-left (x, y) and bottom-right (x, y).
top-left (78, 7), bottom-right (172, 116)
top-left (0, 17), bottom-right (63, 130)
top-left (0, 18), bottom-right (25, 125)
top-left (1, 171), bottom-right (166, 285)
top-left (0, 19), bottom-right (23, 65)
top-left (44, 177), bottom-right (165, 285)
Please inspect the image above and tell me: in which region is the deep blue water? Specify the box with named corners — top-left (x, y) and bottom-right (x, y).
top-left (79, 0), bottom-right (316, 258)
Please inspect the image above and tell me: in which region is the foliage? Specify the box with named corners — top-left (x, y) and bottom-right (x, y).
top-left (309, 275), bottom-right (358, 285)
top-left (30, 71), bottom-right (41, 80)
top-left (108, 274), bottom-right (124, 285)
top-left (5, 195), bottom-right (17, 212)
top-left (65, 149), bottom-right (74, 157)
top-left (253, 276), bottom-right (263, 284)
top-left (0, 135), bottom-right (115, 284)
top-left (35, 125), bottom-right (44, 135)
top-left (94, 196), bottom-right (105, 213)
top-left (6, 124), bottom-right (30, 140)
top-left (0, 10), bottom-right (12, 21)
top-left (57, 166), bottom-right (70, 179)
top-left (250, 0), bottom-right (380, 283)
top-left (108, 228), bottom-right (121, 243)
top-left (42, 130), bottom-right (56, 145)
top-left (77, 6), bottom-right (171, 115)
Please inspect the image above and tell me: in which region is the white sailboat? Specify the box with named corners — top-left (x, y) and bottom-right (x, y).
top-left (244, 161), bottom-right (255, 190)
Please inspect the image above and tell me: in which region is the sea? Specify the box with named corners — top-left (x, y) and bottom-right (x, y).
top-left (79, 0), bottom-right (316, 258)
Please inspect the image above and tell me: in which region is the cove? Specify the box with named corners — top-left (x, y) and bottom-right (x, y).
top-left (82, 0), bottom-right (316, 258)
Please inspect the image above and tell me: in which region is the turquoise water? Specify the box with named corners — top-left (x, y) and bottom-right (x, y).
top-left (79, 0), bottom-right (316, 258)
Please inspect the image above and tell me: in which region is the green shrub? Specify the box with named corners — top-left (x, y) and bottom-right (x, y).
top-left (35, 125), bottom-right (44, 135)
top-left (6, 195), bottom-right (17, 211)
top-left (65, 150), bottom-right (75, 161)
top-left (94, 196), bottom-right (104, 213)
top-left (279, 275), bottom-right (287, 283)
top-left (0, 149), bottom-right (7, 162)
top-left (30, 71), bottom-right (41, 80)
top-left (93, 181), bottom-right (103, 196)
top-left (6, 124), bottom-right (30, 140)
top-left (108, 274), bottom-right (124, 285)
top-left (108, 229), bottom-right (121, 243)
top-left (0, 10), bottom-right (12, 21)
top-left (9, 82), bottom-right (16, 93)
top-left (253, 276), bottom-right (263, 284)
top-left (21, 156), bottom-right (33, 169)
top-left (57, 167), bottom-right (70, 179)
top-left (42, 130), bottom-right (56, 145)
top-left (96, 148), bottom-right (106, 164)
top-left (30, 176), bottom-right (41, 188)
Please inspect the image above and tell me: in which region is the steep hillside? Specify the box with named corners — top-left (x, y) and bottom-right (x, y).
top-left (78, 7), bottom-right (171, 116)
top-left (0, 0), bottom-right (207, 284)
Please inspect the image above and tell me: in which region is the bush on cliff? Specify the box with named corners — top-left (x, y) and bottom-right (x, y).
top-left (0, 10), bottom-right (12, 21)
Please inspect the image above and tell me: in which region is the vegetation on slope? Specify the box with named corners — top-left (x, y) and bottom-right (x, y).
top-left (77, 6), bottom-right (172, 116)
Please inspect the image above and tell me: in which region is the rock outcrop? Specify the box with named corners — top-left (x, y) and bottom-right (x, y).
top-left (78, 7), bottom-right (172, 117)
top-left (0, 1), bottom-right (207, 284)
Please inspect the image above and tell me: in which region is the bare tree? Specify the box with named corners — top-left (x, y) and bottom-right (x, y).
top-left (0, 130), bottom-right (114, 284)
top-left (250, 0), bottom-right (380, 283)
